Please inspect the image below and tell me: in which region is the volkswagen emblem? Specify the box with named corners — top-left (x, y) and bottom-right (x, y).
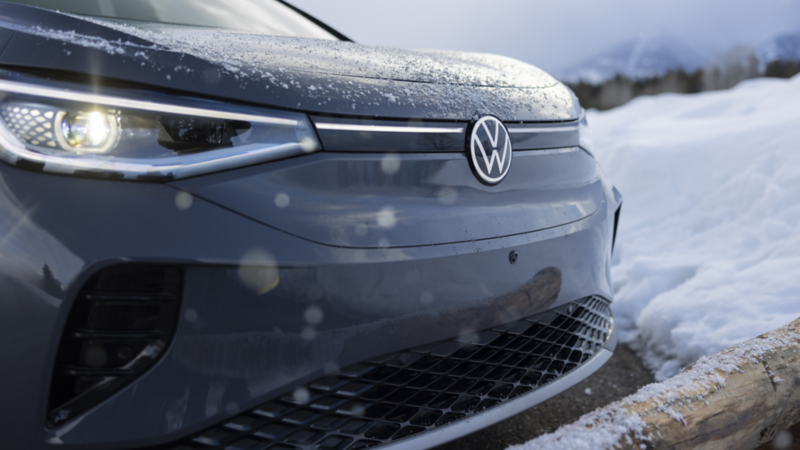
top-left (468, 116), bottom-right (512, 185)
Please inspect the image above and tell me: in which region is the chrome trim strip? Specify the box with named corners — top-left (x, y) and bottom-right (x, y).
top-left (508, 126), bottom-right (578, 134)
top-left (381, 326), bottom-right (616, 450)
top-left (604, 316), bottom-right (618, 351)
top-left (514, 147), bottom-right (580, 156)
top-left (315, 123), bottom-right (464, 133)
top-left (0, 79), bottom-right (299, 126)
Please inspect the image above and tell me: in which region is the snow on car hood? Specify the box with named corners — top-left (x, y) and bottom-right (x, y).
top-left (0, 3), bottom-right (581, 121)
top-left (92, 20), bottom-right (558, 89)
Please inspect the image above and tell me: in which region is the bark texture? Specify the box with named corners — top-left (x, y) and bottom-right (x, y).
top-left (625, 319), bottom-right (800, 449)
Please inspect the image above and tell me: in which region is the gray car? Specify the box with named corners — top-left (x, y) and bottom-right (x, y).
top-left (0, 1), bottom-right (621, 449)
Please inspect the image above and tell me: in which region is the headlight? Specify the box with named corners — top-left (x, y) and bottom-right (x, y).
top-left (0, 79), bottom-right (320, 180)
top-left (578, 111), bottom-right (594, 155)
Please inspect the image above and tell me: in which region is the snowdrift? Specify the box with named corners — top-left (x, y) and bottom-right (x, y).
top-left (591, 73), bottom-right (800, 380)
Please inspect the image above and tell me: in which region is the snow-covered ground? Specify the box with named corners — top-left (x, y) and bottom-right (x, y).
top-left (503, 73), bottom-right (800, 450)
top-left (590, 73), bottom-right (800, 380)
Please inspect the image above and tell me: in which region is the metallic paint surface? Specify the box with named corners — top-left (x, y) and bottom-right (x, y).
top-left (0, 152), bottom-right (620, 448)
top-left (0, 3), bottom-right (582, 122)
top-left (173, 148), bottom-right (604, 248)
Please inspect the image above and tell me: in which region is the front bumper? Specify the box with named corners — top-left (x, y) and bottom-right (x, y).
top-left (164, 296), bottom-right (616, 450)
top-left (0, 148), bottom-right (621, 450)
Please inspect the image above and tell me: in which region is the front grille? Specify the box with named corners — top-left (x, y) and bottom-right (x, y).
top-left (158, 296), bottom-right (612, 450)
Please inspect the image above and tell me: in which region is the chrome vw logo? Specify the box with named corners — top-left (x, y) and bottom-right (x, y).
top-left (468, 116), bottom-right (512, 185)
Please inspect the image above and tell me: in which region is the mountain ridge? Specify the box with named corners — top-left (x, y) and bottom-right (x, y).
top-left (556, 34), bottom-right (706, 84)
top-left (558, 30), bottom-right (800, 85)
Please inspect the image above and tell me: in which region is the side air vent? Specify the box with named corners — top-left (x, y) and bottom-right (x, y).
top-left (47, 264), bottom-right (183, 428)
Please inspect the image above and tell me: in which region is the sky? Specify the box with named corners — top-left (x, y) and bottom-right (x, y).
top-left (287, 0), bottom-right (800, 74)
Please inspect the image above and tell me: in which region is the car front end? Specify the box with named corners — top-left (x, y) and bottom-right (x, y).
top-left (0, 2), bottom-right (621, 449)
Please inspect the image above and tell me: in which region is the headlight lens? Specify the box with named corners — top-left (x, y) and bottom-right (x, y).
top-left (56, 109), bottom-right (119, 152)
top-left (578, 111), bottom-right (594, 155)
top-left (0, 79), bottom-right (320, 180)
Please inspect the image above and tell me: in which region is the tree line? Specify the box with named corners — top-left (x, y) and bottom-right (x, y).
top-left (567, 48), bottom-right (800, 111)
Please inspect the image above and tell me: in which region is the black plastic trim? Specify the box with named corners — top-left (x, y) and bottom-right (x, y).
top-left (311, 115), bottom-right (467, 153)
top-left (146, 296), bottom-right (613, 450)
top-left (612, 205), bottom-right (621, 253)
top-left (311, 116), bottom-right (581, 153)
top-left (278, 0), bottom-right (352, 42)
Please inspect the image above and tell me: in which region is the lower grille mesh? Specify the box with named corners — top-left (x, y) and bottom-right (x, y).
top-left (161, 296), bottom-right (612, 450)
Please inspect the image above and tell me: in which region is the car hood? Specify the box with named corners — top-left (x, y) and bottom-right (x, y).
top-left (0, 2), bottom-right (580, 121)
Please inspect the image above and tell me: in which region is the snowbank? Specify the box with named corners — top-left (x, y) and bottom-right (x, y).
top-left (590, 74), bottom-right (800, 380)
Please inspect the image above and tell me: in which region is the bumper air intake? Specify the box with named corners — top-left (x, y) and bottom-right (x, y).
top-left (47, 264), bottom-right (183, 428)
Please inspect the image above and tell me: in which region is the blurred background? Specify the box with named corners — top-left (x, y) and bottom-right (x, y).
top-left (290, 0), bottom-right (800, 110)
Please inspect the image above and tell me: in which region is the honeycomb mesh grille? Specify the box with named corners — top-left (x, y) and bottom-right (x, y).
top-left (159, 296), bottom-right (612, 450)
top-left (0, 103), bottom-right (59, 148)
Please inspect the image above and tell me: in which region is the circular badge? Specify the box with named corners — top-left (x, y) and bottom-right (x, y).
top-left (468, 116), bottom-right (512, 185)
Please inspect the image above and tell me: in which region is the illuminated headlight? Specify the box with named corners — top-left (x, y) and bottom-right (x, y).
top-left (56, 110), bottom-right (119, 153)
top-left (578, 111), bottom-right (594, 155)
top-left (1, 104), bottom-right (120, 153)
top-left (0, 79), bottom-right (320, 180)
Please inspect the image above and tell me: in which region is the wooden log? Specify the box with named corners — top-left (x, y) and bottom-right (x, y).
top-left (510, 318), bottom-right (800, 450)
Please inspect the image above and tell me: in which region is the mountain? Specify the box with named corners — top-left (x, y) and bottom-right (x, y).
top-left (756, 30), bottom-right (800, 69)
top-left (556, 35), bottom-right (706, 85)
